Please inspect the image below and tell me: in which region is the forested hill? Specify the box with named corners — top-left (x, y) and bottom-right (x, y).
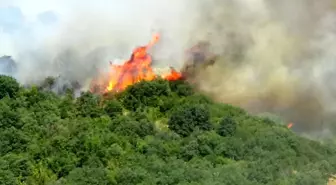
top-left (1, 74), bottom-right (336, 185)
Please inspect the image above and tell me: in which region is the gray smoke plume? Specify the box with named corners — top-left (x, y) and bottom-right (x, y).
top-left (186, 0), bottom-right (336, 134)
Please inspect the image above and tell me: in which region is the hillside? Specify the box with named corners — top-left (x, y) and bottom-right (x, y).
top-left (0, 75), bottom-right (336, 185)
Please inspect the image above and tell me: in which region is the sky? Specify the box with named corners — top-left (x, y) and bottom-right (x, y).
top-left (0, 0), bottom-right (145, 57)
top-left (0, 0), bottom-right (189, 57)
top-left (0, 0), bottom-right (63, 56)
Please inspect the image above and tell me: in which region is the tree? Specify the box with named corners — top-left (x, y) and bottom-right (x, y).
top-left (103, 100), bottom-right (123, 118)
top-left (110, 115), bottom-right (155, 138)
top-left (118, 79), bottom-right (171, 110)
top-left (168, 104), bottom-right (212, 137)
top-left (76, 92), bottom-right (104, 118)
top-left (168, 80), bottom-right (194, 96)
top-left (0, 75), bottom-right (20, 99)
top-left (39, 76), bottom-right (56, 90)
top-left (62, 167), bottom-right (114, 185)
top-left (217, 117), bottom-right (237, 137)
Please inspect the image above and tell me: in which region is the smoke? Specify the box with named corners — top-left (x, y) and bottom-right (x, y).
top-left (0, 0), bottom-right (194, 89)
top-left (186, 0), bottom-right (336, 133)
top-left (2, 0), bottom-right (336, 133)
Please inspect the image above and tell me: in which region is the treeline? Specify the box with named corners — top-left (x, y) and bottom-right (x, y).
top-left (0, 75), bottom-right (336, 185)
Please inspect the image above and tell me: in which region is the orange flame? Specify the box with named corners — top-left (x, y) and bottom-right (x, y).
top-left (287, 123), bottom-right (293, 129)
top-left (90, 34), bottom-right (183, 93)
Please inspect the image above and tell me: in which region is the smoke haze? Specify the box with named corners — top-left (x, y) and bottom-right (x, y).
top-left (190, 0), bottom-right (336, 133)
top-left (1, 0), bottom-right (336, 133)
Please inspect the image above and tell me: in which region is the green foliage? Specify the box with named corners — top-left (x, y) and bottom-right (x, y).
top-left (168, 80), bottom-right (194, 96)
top-left (217, 117), bottom-right (237, 137)
top-left (76, 91), bottom-right (104, 118)
top-left (0, 78), bottom-right (335, 185)
top-left (109, 114), bottom-right (155, 138)
top-left (103, 100), bottom-right (123, 118)
top-left (168, 104), bottom-right (212, 137)
top-left (0, 75), bottom-right (20, 99)
top-left (118, 79), bottom-right (171, 110)
top-left (61, 167), bottom-right (114, 185)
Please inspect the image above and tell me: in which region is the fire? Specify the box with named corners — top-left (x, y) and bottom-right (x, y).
top-left (90, 34), bottom-right (183, 93)
top-left (287, 123), bottom-right (293, 129)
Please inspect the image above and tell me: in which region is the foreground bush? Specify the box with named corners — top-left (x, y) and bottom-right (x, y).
top-left (217, 117), bottom-right (237, 137)
top-left (168, 104), bottom-right (212, 137)
top-left (0, 75), bottom-right (20, 99)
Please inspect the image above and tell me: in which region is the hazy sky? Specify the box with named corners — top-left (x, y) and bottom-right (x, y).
top-left (0, 0), bottom-right (145, 56)
top-left (0, 0), bottom-right (187, 57)
top-left (0, 0), bottom-right (62, 56)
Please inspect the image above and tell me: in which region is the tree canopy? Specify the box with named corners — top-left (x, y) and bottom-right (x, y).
top-left (0, 75), bottom-right (336, 185)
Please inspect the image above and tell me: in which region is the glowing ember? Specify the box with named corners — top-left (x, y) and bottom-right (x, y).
top-left (90, 34), bottom-right (183, 93)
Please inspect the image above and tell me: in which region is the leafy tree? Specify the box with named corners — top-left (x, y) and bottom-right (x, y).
top-left (0, 75), bottom-right (20, 99)
top-left (39, 76), bottom-right (57, 90)
top-left (168, 104), bottom-right (212, 137)
top-left (0, 128), bottom-right (29, 155)
top-left (109, 114), bottom-right (155, 138)
top-left (62, 167), bottom-right (114, 185)
top-left (76, 91), bottom-right (104, 118)
top-left (217, 117), bottom-right (237, 137)
top-left (103, 100), bottom-right (123, 118)
top-left (59, 92), bottom-right (77, 119)
top-left (118, 79), bottom-right (171, 110)
top-left (0, 154), bottom-right (33, 184)
top-left (0, 99), bottom-right (21, 129)
top-left (168, 80), bottom-right (194, 96)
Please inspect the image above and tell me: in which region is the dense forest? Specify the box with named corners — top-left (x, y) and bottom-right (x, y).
top-left (1, 74), bottom-right (336, 185)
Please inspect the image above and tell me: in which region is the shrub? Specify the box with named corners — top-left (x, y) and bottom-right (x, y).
top-left (39, 76), bottom-right (56, 90)
top-left (0, 75), bottom-right (20, 99)
top-left (118, 79), bottom-right (171, 110)
top-left (103, 100), bottom-right (123, 118)
top-left (168, 104), bottom-right (212, 137)
top-left (63, 167), bottom-right (113, 185)
top-left (168, 80), bottom-right (194, 96)
top-left (110, 115), bottom-right (155, 138)
top-left (76, 92), bottom-right (104, 118)
top-left (217, 117), bottom-right (237, 137)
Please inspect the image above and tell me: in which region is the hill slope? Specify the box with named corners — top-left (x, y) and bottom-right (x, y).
top-left (0, 75), bottom-right (336, 185)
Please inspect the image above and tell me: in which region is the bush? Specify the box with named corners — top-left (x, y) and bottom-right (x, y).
top-left (118, 79), bottom-right (171, 110)
top-left (0, 75), bottom-right (20, 99)
top-left (168, 80), bottom-right (194, 96)
top-left (110, 115), bottom-right (155, 138)
top-left (217, 117), bottom-right (237, 137)
top-left (103, 100), bottom-right (123, 118)
top-left (63, 167), bottom-right (113, 185)
top-left (76, 92), bottom-right (104, 118)
top-left (168, 104), bottom-right (212, 137)
top-left (39, 76), bottom-right (56, 90)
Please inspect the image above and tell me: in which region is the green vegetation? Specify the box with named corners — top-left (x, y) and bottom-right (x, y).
top-left (0, 75), bottom-right (336, 185)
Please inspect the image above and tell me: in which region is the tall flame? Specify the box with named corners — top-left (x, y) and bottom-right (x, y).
top-left (90, 34), bottom-right (183, 94)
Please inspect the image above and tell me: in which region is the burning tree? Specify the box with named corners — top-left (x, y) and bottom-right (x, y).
top-left (90, 34), bottom-right (218, 95)
top-left (90, 34), bottom-right (183, 94)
